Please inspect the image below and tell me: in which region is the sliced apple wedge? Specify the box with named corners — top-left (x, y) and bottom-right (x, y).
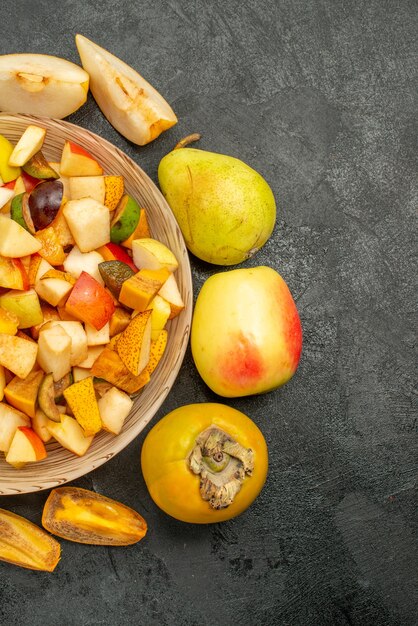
top-left (0, 402), bottom-right (30, 452)
top-left (60, 141), bottom-right (103, 177)
top-left (98, 386), bottom-right (133, 435)
top-left (8, 126), bottom-right (46, 167)
top-left (75, 35), bottom-right (177, 146)
top-left (0, 214), bottom-right (41, 257)
top-left (158, 273), bottom-right (185, 319)
top-left (0, 187), bottom-right (14, 210)
top-left (6, 426), bottom-right (47, 468)
top-left (0, 333), bottom-right (38, 378)
top-left (0, 53), bottom-right (89, 119)
top-left (47, 414), bottom-right (94, 456)
top-left (132, 238), bottom-right (178, 272)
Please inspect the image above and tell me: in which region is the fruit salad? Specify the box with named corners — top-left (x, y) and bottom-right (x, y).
top-left (0, 125), bottom-right (184, 469)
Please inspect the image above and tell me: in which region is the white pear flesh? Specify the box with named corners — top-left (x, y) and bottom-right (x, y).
top-left (75, 35), bottom-right (177, 145)
top-left (0, 54), bottom-right (89, 119)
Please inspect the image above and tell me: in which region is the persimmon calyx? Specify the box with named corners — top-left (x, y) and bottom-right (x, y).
top-left (187, 425), bottom-right (254, 510)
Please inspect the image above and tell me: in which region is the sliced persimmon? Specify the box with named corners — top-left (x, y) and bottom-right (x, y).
top-left (42, 487), bottom-right (147, 546)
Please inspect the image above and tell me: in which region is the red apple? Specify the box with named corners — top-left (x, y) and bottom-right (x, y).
top-left (65, 271), bottom-right (115, 330)
top-left (60, 141), bottom-right (103, 177)
top-left (191, 266), bottom-right (302, 397)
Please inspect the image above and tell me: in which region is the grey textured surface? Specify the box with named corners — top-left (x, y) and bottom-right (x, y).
top-left (0, 1), bottom-right (417, 625)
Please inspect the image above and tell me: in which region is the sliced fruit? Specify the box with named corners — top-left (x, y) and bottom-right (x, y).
top-left (158, 273), bottom-right (185, 319)
top-left (35, 226), bottom-right (66, 265)
top-left (0, 255), bottom-right (29, 290)
top-left (91, 346), bottom-right (150, 394)
top-left (4, 370), bottom-right (44, 418)
top-left (0, 402), bottom-right (30, 452)
top-left (6, 426), bottom-right (47, 467)
top-left (29, 180), bottom-right (63, 230)
top-left (32, 409), bottom-right (53, 443)
top-left (27, 253), bottom-right (53, 286)
top-left (0, 214), bottom-right (41, 257)
top-left (60, 141), bottom-right (103, 177)
top-left (0, 307), bottom-right (19, 335)
top-left (44, 320), bottom-right (88, 366)
top-left (85, 322), bottom-right (109, 346)
top-left (63, 377), bottom-right (102, 437)
top-left (0, 508), bottom-right (60, 571)
top-left (146, 329), bottom-right (168, 375)
top-left (132, 238), bottom-right (178, 272)
top-left (0, 289), bottom-right (43, 328)
top-left (0, 134), bottom-right (21, 183)
top-left (119, 267), bottom-right (170, 311)
top-left (145, 294), bottom-right (171, 341)
top-left (116, 310), bottom-right (152, 376)
top-left (97, 386), bottom-right (133, 435)
top-left (37, 373), bottom-right (61, 422)
top-left (65, 271), bottom-right (115, 330)
top-left (8, 125), bottom-right (46, 167)
top-left (96, 242), bottom-right (137, 271)
top-left (11, 192), bottom-right (35, 233)
top-left (68, 175), bottom-right (105, 204)
top-left (104, 176), bottom-right (124, 211)
top-left (72, 367), bottom-right (91, 382)
top-left (22, 151), bottom-right (59, 179)
top-left (0, 53), bottom-right (89, 118)
top-left (30, 302), bottom-right (60, 340)
top-left (63, 246), bottom-right (104, 285)
top-left (110, 195), bottom-right (140, 244)
top-left (0, 186), bottom-right (14, 209)
top-left (77, 345), bottom-right (105, 369)
top-left (98, 260), bottom-right (135, 298)
top-left (121, 207), bottom-right (151, 248)
top-left (63, 197), bottom-right (110, 252)
top-left (109, 307), bottom-right (131, 337)
top-left (48, 205), bottom-right (75, 247)
top-left (21, 170), bottom-right (41, 193)
top-left (37, 324), bottom-right (71, 381)
top-left (76, 34), bottom-right (177, 146)
top-left (47, 414), bottom-right (94, 456)
top-left (0, 365), bottom-right (5, 401)
top-left (35, 274), bottom-right (74, 307)
top-left (42, 486), bottom-right (147, 545)
top-left (54, 372), bottom-right (73, 401)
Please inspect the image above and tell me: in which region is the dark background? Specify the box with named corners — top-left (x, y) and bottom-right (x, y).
top-left (0, 1), bottom-right (417, 624)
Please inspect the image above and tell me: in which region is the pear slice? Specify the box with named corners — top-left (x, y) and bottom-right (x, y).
top-left (75, 35), bottom-right (177, 145)
top-left (0, 54), bottom-right (89, 119)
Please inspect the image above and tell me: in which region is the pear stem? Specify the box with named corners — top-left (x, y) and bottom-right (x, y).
top-left (174, 133), bottom-right (201, 149)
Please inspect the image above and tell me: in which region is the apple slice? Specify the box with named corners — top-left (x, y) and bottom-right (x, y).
top-left (60, 141), bottom-right (103, 177)
top-left (85, 322), bottom-right (109, 346)
top-left (158, 273), bottom-right (185, 319)
top-left (76, 35), bottom-right (177, 145)
top-left (35, 270), bottom-right (75, 307)
top-left (37, 324), bottom-right (71, 381)
top-left (0, 333), bottom-right (38, 379)
top-left (8, 126), bottom-right (46, 167)
top-left (132, 238), bottom-right (178, 272)
top-left (98, 386), bottom-right (133, 435)
top-left (63, 246), bottom-right (105, 285)
top-left (76, 345), bottom-right (105, 369)
top-left (44, 320), bottom-right (88, 366)
top-left (63, 198), bottom-right (110, 252)
top-left (69, 175), bottom-right (105, 204)
top-left (0, 53), bottom-right (89, 118)
top-left (47, 414), bottom-right (94, 456)
top-left (0, 255), bottom-right (29, 290)
top-left (96, 242), bottom-right (137, 272)
top-left (0, 402), bottom-right (30, 452)
top-left (0, 187), bottom-right (14, 209)
top-left (65, 272), bottom-right (115, 330)
top-left (6, 426), bottom-right (47, 467)
top-left (0, 289), bottom-right (43, 328)
top-left (0, 214), bottom-right (41, 257)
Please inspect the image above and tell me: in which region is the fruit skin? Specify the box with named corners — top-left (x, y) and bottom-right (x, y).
top-left (65, 271), bottom-right (115, 330)
top-left (141, 403), bottom-right (268, 524)
top-left (75, 35), bottom-right (177, 146)
top-left (60, 141), bottom-right (102, 177)
top-left (110, 195), bottom-right (140, 244)
top-left (158, 143), bottom-right (276, 265)
top-left (0, 508), bottom-right (60, 572)
top-left (0, 53), bottom-right (88, 119)
top-left (0, 288), bottom-right (43, 329)
top-left (191, 266), bottom-right (302, 397)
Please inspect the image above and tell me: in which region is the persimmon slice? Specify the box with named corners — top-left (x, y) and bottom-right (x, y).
top-left (0, 508), bottom-right (60, 571)
top-left (42, 487), bottom-right (147, 545)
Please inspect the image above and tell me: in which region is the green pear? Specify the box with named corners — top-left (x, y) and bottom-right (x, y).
top-left (158, 135), bottom-right (276, 265)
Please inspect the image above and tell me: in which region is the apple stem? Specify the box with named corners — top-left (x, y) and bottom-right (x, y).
top-left (174, 134), bottom-right (201, 150)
